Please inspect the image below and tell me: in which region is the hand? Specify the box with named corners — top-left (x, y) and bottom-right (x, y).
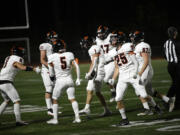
top-left (75, 78), bottom-right (81, 86)
top-left (34, 66), bottom-right (41, 74)
top-left (85, 73), bottom-right (91, 80)
top-left (108, 79), bottom-right (115, 85)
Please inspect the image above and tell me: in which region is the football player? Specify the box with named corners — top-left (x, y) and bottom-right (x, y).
top-left (39, 30), bottom-right (59, 116)
top-left (108, 33), bottom-right (151, 126)
top-left (0, 46), bottom-right (41, 126)
top-left (46, 39), bottom-right (81, 124)
top-left (79, 36), bottom-right (112, 117)
top-left (132, 31), bottom-right (165, 114)
top-left (96, 25), bottom-right (116, 102)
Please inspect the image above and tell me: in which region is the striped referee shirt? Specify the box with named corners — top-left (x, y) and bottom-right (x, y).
top-left (164, 39), bottom-right (178, 63)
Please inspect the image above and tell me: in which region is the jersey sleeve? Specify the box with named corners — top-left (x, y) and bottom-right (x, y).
top-left (39, 43), bottom-right (46, 51)
top-left (13, 56), bottom-right (24, 64)
top-left (121, 43), bottom-right (134, 53)
top-left (136, 43), bottom-right (150, 54)
top-left (68, 52), bottom-right (75, 61)
top-left (88, 45), bottom-right (100, 56)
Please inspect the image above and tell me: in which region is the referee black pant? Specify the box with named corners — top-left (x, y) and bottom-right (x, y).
top-left (167, 62), bottom-right (180, 109)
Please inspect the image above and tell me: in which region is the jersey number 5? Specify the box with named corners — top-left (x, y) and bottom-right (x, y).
top-left (60, 57), bottom-right (67, 69)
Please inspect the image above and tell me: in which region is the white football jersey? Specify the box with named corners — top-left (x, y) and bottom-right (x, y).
top-left (0, 55), bottom-right (24, 82)
top-left (134, 42), bottom-right (152, 69)
top-left (39, 42), bottom-right (53, 68)
top-left (108, 47), bottom-right (118, 61)
top-left (96, 33), bottom-right (115, 61)
top-left (88, 45), bottom-right (105, 76)
top-left (115, 43), bottom-right (135, 72)
top-left (48, 52), bottom-right (75, 78)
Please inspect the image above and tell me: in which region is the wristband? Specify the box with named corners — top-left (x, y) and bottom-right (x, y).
top-left (26, 66), bottom-right (33, 71)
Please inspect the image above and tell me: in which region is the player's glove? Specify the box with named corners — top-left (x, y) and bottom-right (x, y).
top-left (85, 71), bottom-right (96, 80)
top-left (108, 79), bottom-right (115, 86)
top-left (75, 78), bottom-right (81, 86)
top-left (85, 73), bottom-right (91, 80)
top-left (34, 66), bottom-right (41, 74)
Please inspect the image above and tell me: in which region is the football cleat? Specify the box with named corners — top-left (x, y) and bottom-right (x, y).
top-left (169, 97), bottom-right (176, 112)
top-left (137, 109), bottom-right (154, 116)
top-left (47, 109), bottom-right (54, 116)
top-left (154, 105), bottom-right (163, 115)
top-left (99, 110), bottom-right (112, 117)
top-left (113, 119), bottom-right (129, 127)
top-left (47, 119), bottom-right (58, 125)
top-left (16, 121), bottom-right (29, 126)
top-left (73, 117), bottom-right (81, 123)
top-left (109, 97), bottom-right (115, 103)
top-left (79, 108), bottom-right (91, 115)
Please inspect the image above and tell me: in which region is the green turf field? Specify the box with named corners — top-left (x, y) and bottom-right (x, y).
top-left (0, 59), bottom-right (180, 135)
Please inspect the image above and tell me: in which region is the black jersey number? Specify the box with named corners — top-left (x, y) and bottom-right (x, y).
top-left (60, 57), bottom-right (67, 69)
top-left (3, 56), bottom-right (10, 68)
top-left (115, 53), bottom-right (128, 66)
top-left (101, 44), bottom-right (109, 53)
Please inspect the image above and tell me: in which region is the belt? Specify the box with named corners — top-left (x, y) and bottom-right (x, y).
top-left (0, 80), bottom-right (13, 85)
top-left (105, 60), bottom-right (114, 65)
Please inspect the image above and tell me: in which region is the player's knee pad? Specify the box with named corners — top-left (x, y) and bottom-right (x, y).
top-left (67, 87), bottom-right (75, 100)
top-left (140, 92), bottom-right (148, 99)
top-left (115, 95), bottom-right (123, 102)
top-left (135, 89), bottom-right (140, 96)
top-left (45, 85), bottom-right (53, 93)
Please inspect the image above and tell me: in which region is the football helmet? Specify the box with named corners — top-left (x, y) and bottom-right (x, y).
top-left (80, 36), bottom-right (96, 49)
top-left (46, 30), bottom-right (58, 43)
top-left (97, 25), bottom-right (109, 40)
top-left (132, 31), bottom-right (144, 44)
top-left (52, 39), bottom-right (66, 53)
top-left (11, 46), bottom-right (25, 57)
top-left (110, 31), bottom-right (126, 47)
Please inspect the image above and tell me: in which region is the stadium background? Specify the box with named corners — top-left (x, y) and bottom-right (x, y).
top-left (0, 0), bottom-right (180, 64)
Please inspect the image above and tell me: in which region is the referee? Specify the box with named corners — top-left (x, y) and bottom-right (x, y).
top-left (164, 26), bottom-right (180, 111)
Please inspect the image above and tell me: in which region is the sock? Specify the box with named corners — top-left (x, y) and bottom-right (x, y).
top-left (14, 103), bottom-right (21, 122)
top-left (162, 95), bottom-right (169, 103)
top-left (72, 101), bottom-right (79, 118)
top-left (143, 102), bottom-right (150, 110)
top-left (0, 101), bottom-right (8, 115)
top-left (45, 98), bottom-right (52, 109)
top-left (52, 104), bottom-right (58, 120)
top-left (85, 104), bottom-right (90, 110)
top-left (119, 108), bottom-right (127, 119)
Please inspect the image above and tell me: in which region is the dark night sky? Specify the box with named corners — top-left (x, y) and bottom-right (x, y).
top-left (0, 0), bottom-right (180, 62)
